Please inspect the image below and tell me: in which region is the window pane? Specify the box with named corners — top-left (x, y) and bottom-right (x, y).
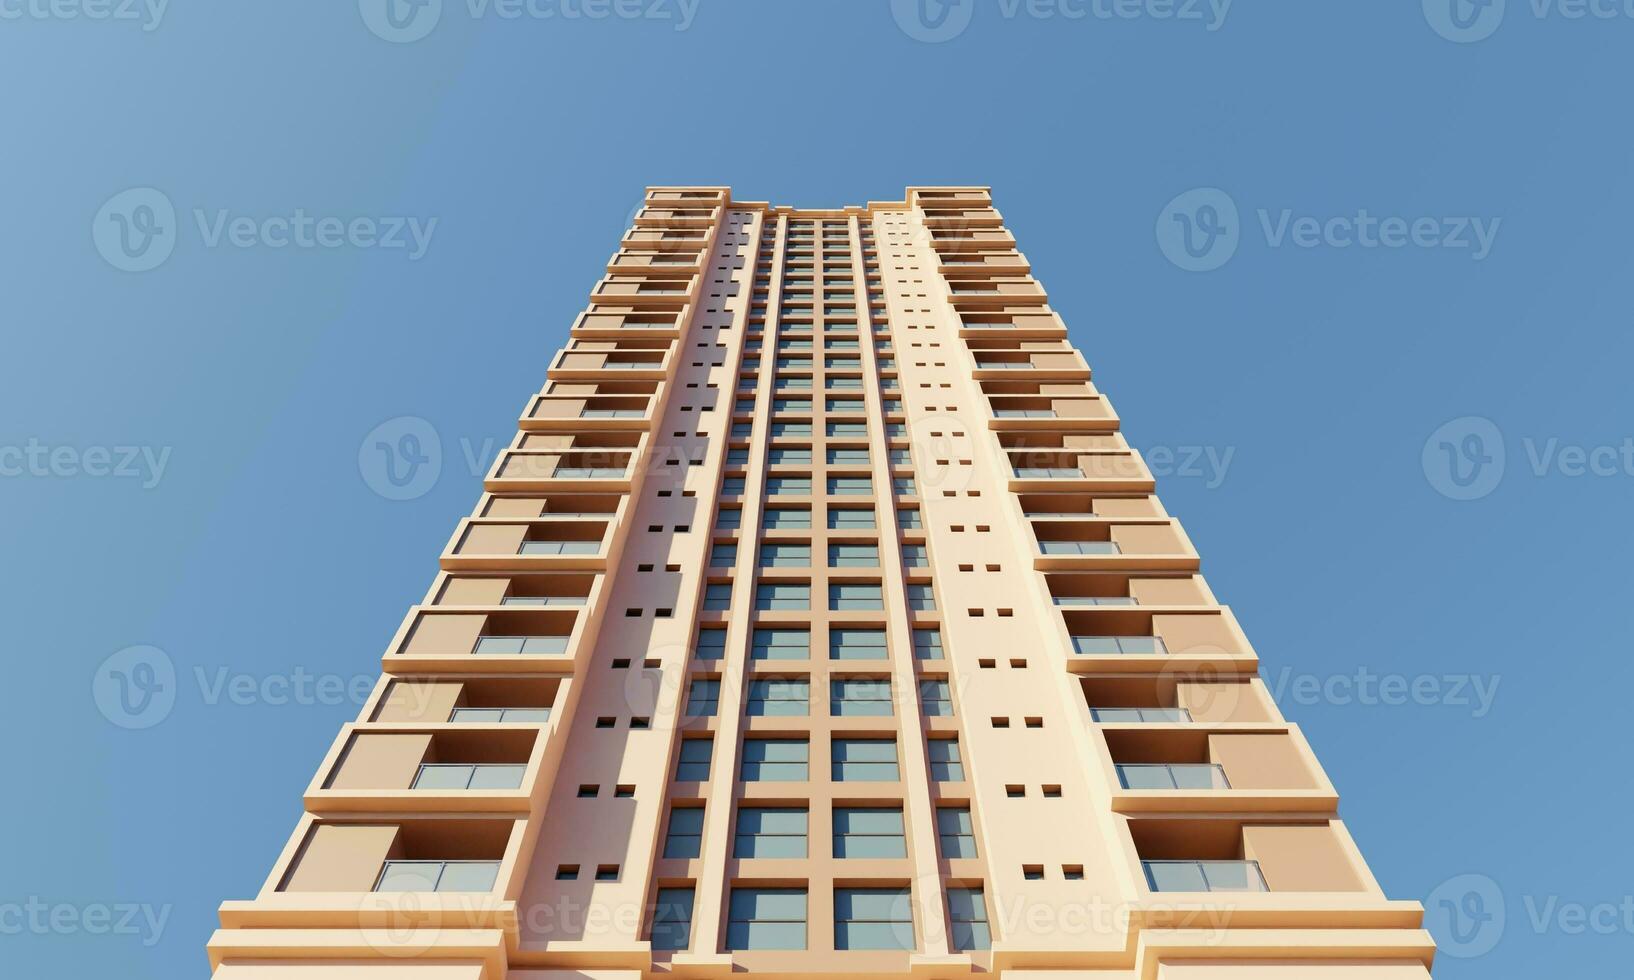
top-left (651, 887), bottom-right (695, 951)
top-left (436, 861), bottom-right (500, 892)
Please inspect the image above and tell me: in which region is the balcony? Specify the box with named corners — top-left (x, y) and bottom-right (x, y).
top-left (633, 205), bottom-right (720, 229)
top-left (919, 206), bottom-right (1004, 228)
top-left (927, 227), bottom-right (1017, 252)
top-left (390, 607), bottom-right (580, 673)
top-left (607, 247), bottom-right (704, 274)
top-left (970, 344), bottom-right (1090, 379)
top-left (1060, 608), bottom-right (1256, 672)
top-left (909, 187), bottom-right (992, 208)
top-left (1103, 728), bottom-right (1334, 812)
top-left (524, 391), bottom-right (657, 431)
top-left (551, 339), bottom-right (674, 380)
top-left (935, 248), bottom-right (1031, 277)
top-left (1033, 520), bottom-right (1198, 571)
top-left (433, 571), bottom-right (596, 610)
top-left (646, 187), bottom-right (727, 207)
top-left (571, 306), bottom-right (688, 337)
top-left (274, 817), bottom-right (519, 897)
top-left (374, 676), bottom-right (561, 725)
top-left (308, 727), bottom-right (539, 813)
top-left (487, 440), bottom-right (641, 493)
top-left (1022, 493), bottom-right (1168, 522)
top-left (1128, 819), bottom-right (1379, 897)
top-left (1081, 673), bottom-right (1275, 724)
top-left (590, 271), bottom-right (698, 308)
top-left (442, 517), bottom-right (609, 571)
top-left (947, 278), bottom-right (1049, 308)
top-left (620, 227), bottom-right (711, 252)
top-left (1007, 443), bottom-right (1153, 493)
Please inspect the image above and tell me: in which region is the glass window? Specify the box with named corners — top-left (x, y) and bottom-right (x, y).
top-left (751, 628), bottom-right (809, 660)
top-left (936, 807), bottom-right (977, 858)
top-left (826, 422), bottom-right (867, 437)
top-left (947, 888), bottom-right (991, 950)
top-left (375, 860), bottom-right (500, 893)
top-left (897, 508), bottom-right (922, 529)
top-left (830, 677), bottom-right (893, 717)
top-left (769, 447), bottom-right (812, 464)
top-left (832, 738), bottom-right (899, 781)
top-left (764, 507), bottom-right (811, 529)
top-left (828, 543), bottom-right (879, 567)
top-left (892, 476), bottom-right (916, 495)
top-left (741, 739), bottom-right (808, 781)
top-left (663, 807), bottom-right (705, 858)
top-left (760, 543), bottom-right (811, 568)
top-left (906, 583), bottom-right (936, 610)
top-left (695, 628), bottom-right (726, 661)
top-left (830, 583), bottom-right (884, 610)
top-left (900, 544), bottom-right (928, 567)
top-left (767, 477), bottom-right (812, 496)
top-left (727, 888), bottom-right (806, 951)
top-left (756, 583), bottom-right (810, 610)
top-left (651, 887), bottom-right (695, 951)
top-left (834, 888), bottom-right (914, 950)
top-left (827, 477), bottom-right (872, 496)
top-left (675, 739), bottom-right (712, 781)
top-left (827, 448), bottom-right (870, 465)
top-left (919, 679), bottom-right (953, 716)
top-left (771, 422), bottom-right (812, 437)
top-left (473, 635), bottom-right (568, 655)
top-left (746, 677), bottom-right (810, 716)
top-left (829, 628), bottom-right (887, 660)
top-left (686, 679), bottom-right (720, 717)
top-left (772, 398), bottom-right (812, 414)
top-left (733, 807), bottom-right (808, 858)
top-left (710, 544), bottom-right (737, 567)
top-left (716, 508), bottom-right (742, 530)
top-left (927, 739), bottom-right (964, 781)
top-left (827, 508), bottom-right (876, 530)
top-left (721, 477), bottom-right (746, 496)
top-left (832, 807), bottom-right (906, 858)
top-left (912, 629), bottom-right (943, 660)
top-left (702, 583), bottom-right (732, 610)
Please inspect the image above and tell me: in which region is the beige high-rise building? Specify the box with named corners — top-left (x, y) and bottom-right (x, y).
top-left (207, 187), bottom-right (1437, 980)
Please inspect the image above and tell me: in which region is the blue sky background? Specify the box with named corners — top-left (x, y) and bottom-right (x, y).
top-left (2, 2), bottom-right (1631, 977)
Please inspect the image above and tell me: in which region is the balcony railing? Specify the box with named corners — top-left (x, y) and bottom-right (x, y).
top-left (413, 763), bottom-right (527, 790)
top-left (499, 596), bottom-right (587, 607)
top-left (1142, 859), bottom-right (1267, 893)
top-left (1039, 541), bottom-right (1120, 556)
top-left (375, 859), bottom-right (500, 893)
top-left (1117, 763), bottom-right (1229, 790)
top-left (1015, 467), bottom-right (1084, 478)
top-left (1054, 596), bottom-right (1138, 606)
top-left (473, 635), bottom-right (569, 655)
top-left (449, 707), bottom-right (552, 723)
top-left (519, 541), bottom-right (600, 556)
top-left (1071, 636), bottom-right (1169, 656)
top-left (1090, 707), bottom-right (1191, 723)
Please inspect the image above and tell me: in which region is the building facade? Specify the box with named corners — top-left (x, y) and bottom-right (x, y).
top-left (208, 187), bottom-right (1437, 980)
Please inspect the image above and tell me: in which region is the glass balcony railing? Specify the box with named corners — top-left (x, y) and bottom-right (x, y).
top-left (412, 763), bottom-right (527, 790)
top-left (1142, 859), bottom-right (1267, 893)
top-left (1054, 596), bottom-right (1138, 606)
top-left (993, 408), bottom-right (1056, 418)
top-left (1090, 707), bottom-right (1192, 723)
top-left (499, 595), bottom-right (586, 607)
top-left (473, 635), bottom-right (569, 655)
top-left (1039, 541), bottom-right (1120, 555)
top-left (1116, 763), bottom-right (1230, 790)
top-left (1015, 467), bottom-right (1084, 478)
top-left (375, 859), bottom-right (500, 893)
top-left (1071, 636), bottom-right (1169, 656)
top-left (552, 467), bottom-right (628, 478)
top-left (519, 541), bottom-right (601, 556)
top-left (448, 707), bottom-right (552, 723)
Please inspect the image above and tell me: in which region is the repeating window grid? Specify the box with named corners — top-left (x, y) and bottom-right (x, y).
top-left (663, 807), bottom-right (705, 859)
top-left (935, 807), bottom-right (978, 858)
top-left (685, 678), bottom-right (720, 717)
top-left (829, 677), bottom-right (894, 717)
top-left (746, 677), bottom-right (810, 716)
top-left (733, 807), bottom-right (809, 858)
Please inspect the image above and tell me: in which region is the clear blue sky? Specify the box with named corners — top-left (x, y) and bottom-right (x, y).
top-left (2, 3), bottom-right (1630, 977)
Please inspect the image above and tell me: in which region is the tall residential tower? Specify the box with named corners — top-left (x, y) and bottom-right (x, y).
top-left (208, 187), bottom-right (1436, 980)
